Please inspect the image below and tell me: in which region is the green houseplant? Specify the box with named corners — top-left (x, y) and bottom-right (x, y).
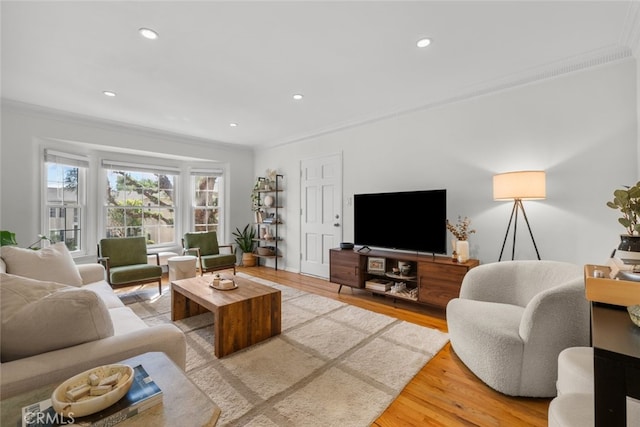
top-left (232, 224), bottom-right (257, 266)
top-left (0, 230), bottom-right (18, 246)
top-left (607, 181), bottom-right (640, 236)
top-left (1, 230), bottom-right (50, 249)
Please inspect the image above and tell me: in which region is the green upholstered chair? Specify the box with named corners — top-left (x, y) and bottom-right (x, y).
top-left (97, 236), bottom-right (163, 294)
top-left (182, 231), bottom-right (236, 276)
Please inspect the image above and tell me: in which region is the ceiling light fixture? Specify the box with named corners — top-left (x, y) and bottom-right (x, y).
top-left (229, 123), bottom-right (238, 127)
top-left (102, 91), bottom-right (116, 97)
top-left (139, 28), bottom-right (159, 40)
top-left (293, 94), bottom-right (304, 101)
top-left (416, 38), bottom-right (432, 48)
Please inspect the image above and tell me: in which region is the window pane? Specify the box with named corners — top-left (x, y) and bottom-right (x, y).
top-left (192, 175), bottom-right (221, 235)
top-left (195, 191), bottom-right (206, 206)
top-left (105, 168), bottom-right (177, 247)
top-left (45, 158), bottom-right (84, 253)
top-left (106, 227), bottom-right (125, 238)
top-left (207, 192), bottom-right (217, 206)
top-left (125, 226), bottom-right (143, 238)
top-left (156, 225), bottom-right (174, 244)
top-left (124, 208), bottom-right (142, 227)
top-left (159, 175), bottom-right (174, 190)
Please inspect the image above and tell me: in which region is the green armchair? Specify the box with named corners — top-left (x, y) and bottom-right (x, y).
top-left (97, 236), bottom-right (163, 294)
top-left (182, 231), bottom-right (236, 276)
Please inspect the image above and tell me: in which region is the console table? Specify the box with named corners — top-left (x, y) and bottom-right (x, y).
top-left (591, 304), bottom-right (640, 426)
top-left (329, 248), bottom-right (478, 309)
top-left (584, 264), bottom-right (640, 426)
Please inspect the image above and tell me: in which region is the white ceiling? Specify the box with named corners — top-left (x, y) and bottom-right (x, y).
top-left (2, 1), bottom-right (639, 148)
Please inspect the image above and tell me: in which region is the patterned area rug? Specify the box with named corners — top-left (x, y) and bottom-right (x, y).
top-left (120, 273), bottom-right (449, 426)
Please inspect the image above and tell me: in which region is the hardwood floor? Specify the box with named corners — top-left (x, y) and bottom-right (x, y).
top-left (235, 266), bottom-right (551, 427)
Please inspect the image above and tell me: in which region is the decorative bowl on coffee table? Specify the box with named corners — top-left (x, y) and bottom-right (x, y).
top-left (51, 364), bottom-right (134, 417)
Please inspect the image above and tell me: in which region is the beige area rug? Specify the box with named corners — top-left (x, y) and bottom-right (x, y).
top-left (120, 273), bottom-right (449, 427)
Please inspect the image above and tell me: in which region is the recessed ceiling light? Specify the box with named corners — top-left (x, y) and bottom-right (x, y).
top-left (293, 94), bottom-right (304, 101)
top-left (416, 38), bottom-right (432, 48)
top-left (229, 123), bottom-right (238, 127)
top-left (103, 91), bottom-right (116, 97)
top-left (139, 28), bottom-right (159, 40)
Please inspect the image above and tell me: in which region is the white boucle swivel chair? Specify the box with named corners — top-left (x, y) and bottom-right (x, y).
top-left (446, 260), bottom-right (590, 397)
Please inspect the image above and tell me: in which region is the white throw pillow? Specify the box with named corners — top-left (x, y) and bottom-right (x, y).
top-left (0, 242), bottom-right (83, 286)
top-left (0, 273), bottom-right (114, 362)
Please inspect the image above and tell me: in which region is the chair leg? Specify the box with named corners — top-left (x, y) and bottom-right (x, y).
top-left (158, 279), bottom-right (162, 295)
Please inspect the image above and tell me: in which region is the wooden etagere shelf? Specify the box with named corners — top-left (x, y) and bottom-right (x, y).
top-left (254, 174), bottom-right (284, 270)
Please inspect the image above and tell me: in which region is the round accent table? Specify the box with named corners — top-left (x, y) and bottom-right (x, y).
top-left (167, 255), bottom-right (197, 283)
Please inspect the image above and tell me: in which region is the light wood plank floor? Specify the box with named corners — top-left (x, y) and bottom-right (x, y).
top-left (235, 266), bottom-right (551, 427)
top-left (154, 266), bottom-right (550, 426)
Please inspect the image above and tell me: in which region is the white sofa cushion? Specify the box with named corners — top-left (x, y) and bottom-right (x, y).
top-left (0, 242), bottom-right (82, 286)
top-left (0, 273), bottom-right (114, 362)
top-left (108, 307), bottom-right (152, 335)
top-left (83, 282), bottom-right (126, 309)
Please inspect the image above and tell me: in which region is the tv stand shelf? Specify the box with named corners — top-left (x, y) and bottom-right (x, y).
top-left (329, 248), bottom-right (479, 310)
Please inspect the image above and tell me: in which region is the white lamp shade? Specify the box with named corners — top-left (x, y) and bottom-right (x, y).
top-left (493, 171), bottom-right (546, 200)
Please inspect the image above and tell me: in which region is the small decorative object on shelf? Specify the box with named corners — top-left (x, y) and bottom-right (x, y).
top-left (367, 257), bottom-right (386, 274)
top-left (447, 216), bottom-right (475, 263)
top-left (399, 262), bottom-right (411, 276)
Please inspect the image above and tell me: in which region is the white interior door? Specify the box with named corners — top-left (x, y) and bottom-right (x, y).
top-left (300, 153), bottom-right (342, 278)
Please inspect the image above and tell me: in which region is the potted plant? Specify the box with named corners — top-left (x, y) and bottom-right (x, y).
top-left (232, 224), bottom-right (257, 267)
top-left (0, 230), bottom-right (18, 246)
top-left (446, 216), bottom-right (476, 262)
top-left (607, 181), bottom-right (640, 251)
top-left (0, 230), bottom-right (50, 249)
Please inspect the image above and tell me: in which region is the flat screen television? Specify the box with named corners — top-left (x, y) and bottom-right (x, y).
top-left (354, 189), bottom-right (447, 254)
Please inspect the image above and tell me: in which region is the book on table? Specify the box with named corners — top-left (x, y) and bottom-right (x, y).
top-left (21, 364), bottom-right (162, 427)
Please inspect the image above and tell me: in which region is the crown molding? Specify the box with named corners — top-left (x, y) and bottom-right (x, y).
top-left (1, 99), bottom-right (253, 153)
top-left (269, 45), bottom-right (633, 149)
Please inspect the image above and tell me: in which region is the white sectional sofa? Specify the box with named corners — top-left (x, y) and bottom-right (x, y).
top-left (0, 243), bottom-right (186, 399)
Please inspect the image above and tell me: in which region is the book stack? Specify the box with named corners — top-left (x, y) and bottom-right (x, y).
top-left (365, 278), bottom-right (392, 292)
top-left (22, 365), bottom-right (162, 427)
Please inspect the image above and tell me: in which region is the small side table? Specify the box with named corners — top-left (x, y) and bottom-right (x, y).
top-left (0, 351), bottom-right (221, 426)
top-left (168, 255), bottom-right (197, 283)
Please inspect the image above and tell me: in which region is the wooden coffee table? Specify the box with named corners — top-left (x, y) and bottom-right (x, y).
top-left (171, 274), bottom-right (281, 357)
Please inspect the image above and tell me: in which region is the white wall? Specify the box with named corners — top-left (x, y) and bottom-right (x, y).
top-left (2, 59), bottom-right (636, 272)
top-left (256, 58), bottom-right (637, 270)
top-left (0, 103), bottom-right (255, 259)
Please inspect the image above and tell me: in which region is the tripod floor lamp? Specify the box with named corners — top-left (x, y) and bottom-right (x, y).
top-left (493, 170), bottom-right (546, 261)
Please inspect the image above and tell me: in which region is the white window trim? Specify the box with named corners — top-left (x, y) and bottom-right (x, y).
top-left (42, 149), bottom-right (89, 256)
top-left (101, 162), bottom-right (180, 249)
top-left (190, 169), bottom-right (225, 236)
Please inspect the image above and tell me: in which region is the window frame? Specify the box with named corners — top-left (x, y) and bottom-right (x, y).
top-left (42, 149), bottom-right (88, 255)
top-left (102, 160), bottom-right (180, 249)
top-left (191, 169), bottom-right (224, 234)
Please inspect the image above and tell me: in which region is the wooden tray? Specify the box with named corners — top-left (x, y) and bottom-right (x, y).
top-left (584, 265), bottom-right (640, 306)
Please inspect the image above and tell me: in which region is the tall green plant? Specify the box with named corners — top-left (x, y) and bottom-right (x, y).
top-left (232, 224), bottom-right (256, 253)
top-left (0, 230), bottom-right (18, 246)
top-left (607, 182), bottom-right (640, 235)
